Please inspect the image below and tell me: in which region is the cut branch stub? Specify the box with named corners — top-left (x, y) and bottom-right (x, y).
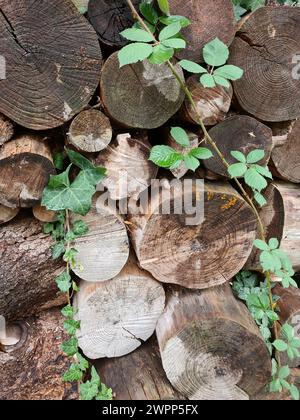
top-left (156, 285), bottom-right (271, 400)
top-left (73, 255), bottom-right (165, 359)
top-left (168, 0), bottom-right (236, 62)
top-left (0, 113), bottom-right (14, 145)
top-left (68, 110), bottom-right (112, 153)
top-left (229, 6), bottom-right (300, 122)
top-left (0, 0), bottom-right (102, 129)
top-left (100, 52), bottom-right (185, 129)
top-left (0, 135), bottom-right (55, 208)
top-left (129, 180), bottom-right (257, 289)
top-left (204, 115), bottom-right (273, 178)
top-left (88, 0), bottom-right (140, 48)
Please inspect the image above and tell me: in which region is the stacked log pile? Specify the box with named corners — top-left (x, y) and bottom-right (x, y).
top-left (0, 0), bottom-right (300, 401)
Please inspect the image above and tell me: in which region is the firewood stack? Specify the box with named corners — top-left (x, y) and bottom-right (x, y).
top-left (0, 0), bottom-right (299, 400)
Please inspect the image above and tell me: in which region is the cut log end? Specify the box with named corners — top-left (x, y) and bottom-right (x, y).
top-left (0, 113), bottom-right (14, 145)
top-left (32, 205), bottom-right (57, 223)
top-left (0, 204), bottom-right (19, 224)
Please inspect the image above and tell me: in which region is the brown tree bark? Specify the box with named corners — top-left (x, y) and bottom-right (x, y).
top-left (0, 0), bottom-right (102, 129)
top-left (156, 284), bottom-right (271, 400)
top-left (0, 113), bottom-right (14, 145)
top-left (100, 52), bottom-right (185, 129)
top-left (0, 309), bottom-right (77, 400)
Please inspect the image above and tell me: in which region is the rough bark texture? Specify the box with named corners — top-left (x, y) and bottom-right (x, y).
top-left (129, 180), bottom-right (257, 289)
top-left (0, 0), bottom-right (102, 129)
top-left (0, 134), bottom-right (55, 208)
top-left (180, 76), bottom-right (233, 126)
top-left (0, 309), bottom-right (77, 400)
top-left (94, 132), bottom-right (158, 200)
top-left (71, 194), bottom-right (130, 282)
top-left (168, 0), bottom-right (236, 63)
top-left (0, 204), bottom-right (19, 225)
top-left (166, 130), bottom-right (199, 179)
top-left (204, 115), bottom-right (273, 178)
top-left (73, 255), bottom-right (165, 359)
top-left (68, 110), bottom-right (112, 153)
top-left (156, 284), bottom-right (271, 400)
top-left (229, 6), bottom-right (300, 121)
top-left (96, 336), bottom-right (184, 400)
top-left (0, 212), bottom-right (66, 321)
top-left (100, 53), bottom-right (185, 129)
top-left (0, 113), bottom-right (14, 145)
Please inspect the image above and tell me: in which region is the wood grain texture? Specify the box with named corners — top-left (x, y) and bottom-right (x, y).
top-left (0, 134), bottom-right (55, 208)
top-left (73, 255), bottom-right (165, 359)
top-left (0, 204), bottom-right (19, 224)
top-left (71, 195), bottom-right (129, 282)
top-left (0, 113), bottom-right (14, 145)
top-left (129, 181), bottom-right (257, 289)
top-left (96, 336), bottom-right (184, 400)
top-left (229, 6), bottom-right (300, 121)
top-left (0, 0), bottom-right (102, 129)
top-left (0, 309), bottom-right (77, 400)
top-left (156, 284), bottom-right (271, 400)
top-left (100, 52), bottom-right (185, 129)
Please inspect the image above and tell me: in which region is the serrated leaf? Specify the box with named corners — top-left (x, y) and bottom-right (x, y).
top-left (213, 75), bottom-right (230, 88)
top-left (118, 43), bottom-right (153, 67)
top-left (148, 44), bottom-right (174, 64)
top-left (184, 155), bottom-right (200, 172)
top-left (149, 145), bottom-right (183, 168)
top-left (269, 238), bottom-right (279, 250)
top-left (228, 162), bottom-right (247, 178)
top-left (159, 22), bottom-right (181, 41)
top-left (214, 64), bottom-right (243, 80)
top-left (189, 147), bottom-right (213, 160)
top-left (120, 28), bottom-right (154, 43)
top-left (290, 384), bottom-right (299, 401)
top-left (246, 149), bottom-right (265, 164)
top-left (254, 192), bottom-right (267, 207)
top-left (254, 165), bottom-right (273, 179)
top-left (200, 73), bottom-right (216, 88)
top-left (178, 60), bottom-right (207, 74)
top-left (231, 151), bottom-right (246, 163)
top-left (170, 127), bottom-right (190, 147)
top-left (281, 323), bottom-right (294, 341)
top-left (159, 15), bottom-right (191, 28)
top-left (244, 167), bottom-right (267, 192)
top-left (203, 38), bottom-right (229, 67)
top-left (162, 38), bottom-right (186, 49)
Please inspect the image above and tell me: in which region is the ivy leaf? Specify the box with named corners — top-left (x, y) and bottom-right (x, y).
top-left (53, 152), bottom-right (65, 170)
top-left (273, 339), bottom-right (288, 352)
top-left (56, 271), bottom-right (72, 293)
top-left (214, 64), bottom-right (244, 80)
top-left (120, 28), bottom-right (153, 43)
top-left (159, 15), bottom-right (190, 28)
top-left (228, 162), bottom-right (247, 178)
top-left (62, 364), bottom-right (83, 382)
top-left (149, 145), bottom-right (183, 168)
top-left (244, 167), bottom-right (268, 192)
top-left (231, 151), bottom-right (246, 163)
top-left (80, 367), bottom-right (101, 401)
top-left (61, 337), bottom-right (78, 357)
top-left (148, 44), bottom-right (174, 64)
top-left (157, 0), bottom-right (170, 16)
top-left (178, 60), bottom-right (207, 74)
top-left (72, 220), bottom-right (89, 236)
top-left (139, 2), bottom-right (158, 25)
top-left (159, 22), bottom-right (181, 41)
top-left (61, 305), bottom-right (74, 318)
top-left (52, 241), bottom-right (65, 259)
top-left (66, 150), bottom-right (106, 186)
top-left (118, 43), bottom-right (153, 67)
top-left (64, 318), bottom-right (81, 336)
top-left (200, 73), bottom-right (216, 88)
top-left (96, 385), bottom-right (113, 401)
top-left (76, 353), bottom-right (89, 372)
top-left (184, 155), bottom-right (200, 171)
top-left (162, 38), bottom-right (186, 49)
top-left (213, 75), bottom-right (231, 88)
top-left (246, 149), bottom-right (265, 164)
top-left (189, 147), bottom-right (213, 160)
top-left (170, 127), bottom-right (190, 147)
top-left (203, 38), bottom-right (229, 67)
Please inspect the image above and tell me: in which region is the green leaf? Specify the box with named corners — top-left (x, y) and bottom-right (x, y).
top-left (228, 162), bottom-right (247, 178)
top-left (47, 165), bottom-right (71, 189)
top-left (61, 337), bottom-right (78, 357)
top-left (120, 28), bottom-right (154, 43)
top-left (118, 43), bottom-right (153, 67)
top-left (170, 127), bottom-right (190, 147)
top-left (287, 347), bottom-right (295, 361)
top-left (157, 0), bottom-right (170, 15)
top-left (291, 338), bottom-right (300, 349)
top-left (246, 149), bottom-right (265, 164)
top-left (203, 38), bottom-right (229, 67)
top-left (63, 248), bottom-right (78, 265)
top-left (67, 150), bottom-right (106, 186)
top-left (80, 381), bottom-right (99, 401)
top-left (281, 323), bottom-right (294, 341)
top-left (290, 384), bottom-right (300, 401)
top-left (56, 271), bottom-right (71, 293)
top-left (184, 155), bottom-right (200, 172)
top-left (96, 384), bottom-right (113, 401)
top-left (266, 310), bottom-right (279, 322)
top-left (200, 73), bottom-right (216, 88)
top-left (270, 378), bottom-right (282, 393)
top-left (52, 241), bottom-right (65, 259)
top-left (254, 192), bottom-right (267, 207)
top-left (273, 339), bottom-right (288, 352)
top-left (162, 38), bottom-right (186, 49)
top-left (53, 152), bottom-right (64, 170)
top-left (272, 358), bottom-right (278, 376)
top-left (64, 318), bottom-right (80, 336)
top-left (178, 60), bottom-right (207, 74)
top-left (214, 64), bottom-right (244, 80)
top-left (189, 147), bottom-right (213, 160)
top-left (159, 15), bottom-right (191, 28)
top-left (139, 2), bottom-right (158, 25)
top-left (213, 75), bottom-right (230, 88)
top-left (269, 238), bottom-right (279, 250)
top-left (254, 165), bottom-right (273, 179)
top-left (61, 305), bottom-right (74, 318)
top-left (149, 145), bottom-right (183, 168)
top-left (76, 353), bottom-right (89, 372)
top-left (62, 364), bottom-right (83, 382)
top-left (72, 220), bottom-right (89, 236)
top-left (278, 365), bottom-right (290, 380)
top-left (159, 22), bottom-right (181, 41)
top-left (244, 167), bottom-right (268, 192)
top-left (231, 151), bottom-right (246, 163)
top-left (148, 44), bottom-right (174, 64)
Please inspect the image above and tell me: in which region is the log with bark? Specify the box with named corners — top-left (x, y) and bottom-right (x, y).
top-left (229, 6), bottom-right (300, 121)
top-left (0, 212), bottom-right (66, 321)
top-left (180, 76), bottom-right (233, 126)
top-left (94, 132), bottom-right (158, 200)
top-left (129, 180), bottom-right (257, 289)
top-left (0, 204), bottom-right (19, 224)
top-left (73, 255), bottom-right (165, 359)
top-left (96, 336), bottom-right (184, 400)
top-left (203, 115), bottom-right (273, 178)
top-left (100, 52), bottom-right (185, 129)
top-left (71, 195), bottom-right (130, 282)
top-left (0, 309), bottom-right (77, 400)
top-left (156, 284), bottom-right (272, 400)
top-left (0, 0), bottom-right (102, 129)
top-left (0, 134), bottom-right (55, 208)
top-left (68, 110), bottom-right (112, 153)
top-left (168, 0), bottom-right (236, 63)
top-left (0, 113), bottom-right (14, 145)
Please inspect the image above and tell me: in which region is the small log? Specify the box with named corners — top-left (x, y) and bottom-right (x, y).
top-left (71, 195), bottom-right (129, 282)
top-left (88, 0), bottom-right (140, 48)
top-left (94, 132), bottom-right (158, 200)
top-left (180, 76), bottom-right (233, 126)
top-left (229, 6), bottom-right (300, 121)
top-left (129, 180), bottom-right (257, 289)
top-left (0, 204), bottom-right (19, 224)
top-left (0, 212), bottom-right (66, 321)
top-left (156, 284), bottom-right (271, 400)
top-left (166, 130), bottom-right (199, 179)
top-left (73, 255), bottom-right (165, 359)
top-left (271, 119), bottom-right (300, 183)
top-left (0, 113), bottom-right (14, 145)
top-left (0, 309), bottom-right (77, 400)
top-left (203, 115), bottom-right (273, 178)
top-left (32, 205), bottom-right (57, 223)
top-left (0, 0), bottom-right (102, 129)
top-left (0, 135), bottom-right (55, 208)
top-left (168, 0), bottom-right (236, 63)
top-left (100, 52), bottom-right (185, 129)
top-left (68, 110), bottom-right (112, 153)
top-left (96, 336), bottom-right (184, 400)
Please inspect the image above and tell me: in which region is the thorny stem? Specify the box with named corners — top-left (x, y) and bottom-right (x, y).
top-left (125, 0), bottom-right (281, 365)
